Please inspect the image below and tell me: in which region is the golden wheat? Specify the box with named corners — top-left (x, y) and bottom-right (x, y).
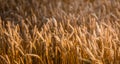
top-left (0, 0), bottom-right (120, 64)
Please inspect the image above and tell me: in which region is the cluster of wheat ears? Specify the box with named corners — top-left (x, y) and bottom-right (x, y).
top-left (0, 0), bottom-right (120, 64)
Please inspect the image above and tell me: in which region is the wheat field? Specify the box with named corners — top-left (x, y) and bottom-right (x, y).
top-left (0, 0), bottom-right (120, 64)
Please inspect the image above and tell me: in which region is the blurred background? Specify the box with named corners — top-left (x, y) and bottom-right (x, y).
top-left (0, 0), bottom-right (120, 27)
